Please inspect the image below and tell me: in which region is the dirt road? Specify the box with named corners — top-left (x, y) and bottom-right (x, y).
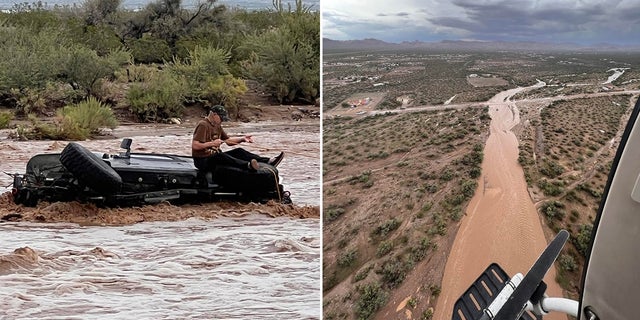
top-left (433, 84), bottom-right (565, 320)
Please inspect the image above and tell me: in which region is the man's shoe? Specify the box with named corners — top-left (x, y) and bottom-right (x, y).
top-left (268, 152), bottom-right (285, 167)
top-left (248, 159), bottom-right (259, 171)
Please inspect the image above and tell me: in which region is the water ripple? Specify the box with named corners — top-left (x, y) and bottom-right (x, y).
top-left (0, 216), bottom-right (320, 319)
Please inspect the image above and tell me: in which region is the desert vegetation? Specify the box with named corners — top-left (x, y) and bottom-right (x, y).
top-left (323, 47), bottom-right (640, 319)
top-left (516, 94), bottom-right (635, 298)
top-left (323, 107), bottom-right (490, 319)
top-left (0, 0), bottom-right (319, 139)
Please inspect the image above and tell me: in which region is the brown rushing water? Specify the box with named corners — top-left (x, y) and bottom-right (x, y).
top-left (434, 83), bottom-right (565, 320)
top-left (0, 121), bottom-right (321, 319)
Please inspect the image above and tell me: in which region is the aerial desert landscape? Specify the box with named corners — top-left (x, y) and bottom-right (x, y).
top-left (322, 45), bottom-right (640, 320)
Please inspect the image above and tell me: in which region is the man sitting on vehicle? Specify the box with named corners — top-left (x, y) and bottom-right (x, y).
top-left (191, 105), bottom-right (285, 172)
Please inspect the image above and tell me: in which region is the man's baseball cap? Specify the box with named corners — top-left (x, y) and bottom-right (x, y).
top-left (208, 105), bottom-right (230, 121)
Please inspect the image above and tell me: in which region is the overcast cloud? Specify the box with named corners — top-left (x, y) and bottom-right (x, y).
top-left (322, 0), bottom-right (640, 45)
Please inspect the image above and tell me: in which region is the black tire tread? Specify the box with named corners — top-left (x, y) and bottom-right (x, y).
top-left (60, 142), bottom-right (122, 194)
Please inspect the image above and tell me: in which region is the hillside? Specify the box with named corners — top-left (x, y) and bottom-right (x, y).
top-left (323, 107), bottom-right (490, 320)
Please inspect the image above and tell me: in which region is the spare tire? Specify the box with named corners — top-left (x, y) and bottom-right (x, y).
top-left (60, 142), bottom-right (122, 194)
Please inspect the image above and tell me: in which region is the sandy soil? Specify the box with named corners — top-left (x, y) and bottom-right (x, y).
top-left (433, 86), bottom-right (565, 320)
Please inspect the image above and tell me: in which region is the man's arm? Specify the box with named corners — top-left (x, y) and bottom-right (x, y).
top-left (224, 135), bottom-right (253, 146)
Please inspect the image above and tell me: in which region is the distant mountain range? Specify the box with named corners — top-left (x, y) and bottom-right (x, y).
top-left (323, 38), bottom-right (640, 52)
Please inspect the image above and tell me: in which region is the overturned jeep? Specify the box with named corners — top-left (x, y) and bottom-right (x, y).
top-left (11, 138), bottom-right (291, 207)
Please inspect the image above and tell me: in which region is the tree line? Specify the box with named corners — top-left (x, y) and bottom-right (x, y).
top-left (0, 0), bottom-right (319, 139)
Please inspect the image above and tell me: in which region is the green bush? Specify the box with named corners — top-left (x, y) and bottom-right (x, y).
top-left (538, 179), bottom-right (564, 196)
top-left (170, 45), bottom-right (231, 95)
top-left (0, 22), bottom-right (71, 91)
top-left (409, 237), bottom-right (432, 262)
top-left (63, 46), bottom-right (131, 95)
top-left (373, 218), bottom-right (401, 237)
top-left (540, 159), bottom-right (565, 178)
top-left (574, 224), bottom-right (593, 256)
top-left (11, 82), bottom-right (81, 115)
top-left (354, 265), bottom-right (373, 283)
top-left (378, 258), bottom-right (407, 288)
top-left (325, 207), bottom-right (346, 222)
top-left (460, 179), bottom-right (478, 198)
top-left (0, 111), bottom-right (13, 129)
top-left (558, 253), bottom-right (577, 272)
top-left (204, 74), bottom-right (248, 117)
top-left (168, 45), bottom-right (247, 108)
top-left (376, 240), bottom-right (393, 257)
top-left (127, 69), bottom-right (187, 122)
top-left (240, 0), bottom-right (319, 103)
top-left (337, 249), bottom-right (357, 268)
top-left (356, 282), bottom-right (387, 320)
top-left (541, 201), bottom-right (566, 221)
top-left (25, 97), bottom-right (118, 140)
top-left (462, 150), bottom-right (483, 166)
top-left (58, 96), bottom-right (118, 140)
top-left (127, 36), bottom-right (172, 64)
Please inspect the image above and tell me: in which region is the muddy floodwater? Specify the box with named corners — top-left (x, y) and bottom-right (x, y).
top-left (0, 121), bottom-right (321, 319)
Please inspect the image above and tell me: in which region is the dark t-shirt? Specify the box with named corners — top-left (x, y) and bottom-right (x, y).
top-left (192, 119), bottom-right (229, 158)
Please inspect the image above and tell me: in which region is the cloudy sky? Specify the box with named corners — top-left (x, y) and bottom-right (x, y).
top-left (322, 0), bottom-right (640, 45)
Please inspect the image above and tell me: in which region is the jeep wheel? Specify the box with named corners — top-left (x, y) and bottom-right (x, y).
top-left (60, 142), bottom-right (122, 194)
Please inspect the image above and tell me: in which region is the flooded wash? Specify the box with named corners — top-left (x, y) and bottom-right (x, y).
top-left (0, 121), bottom-right (321, 319)
top-left (0, 217), bottom-right (320, 319)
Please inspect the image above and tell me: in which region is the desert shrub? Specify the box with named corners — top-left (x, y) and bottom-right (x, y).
top-left (0, 22), bottom-right (70, 91)
top-left (205, 74), bottom-right (248, 117)
top-left (373, 218), bottom-right (401, 237)
top-left (541, 201), bottom-right (566, 221)
top-left (429, 213), bottom-right (448, 236)
top-left (127, 36), bottom-right (172, 64)
top-left (421, 308), bottom-right (434, 320)
top-left (558, 253), bottom-right (577, 272)
top-left (462, 150), bottom-right (483, 166)
top-left (63, 46), bottom-right (131, 95)
top-left (574, 224), bottom-right (593, 256)
top-left (354, 265), bottom-right (373, 283)
top-left (469, 167), bottom-right (481, 179)
top-left (409, 237), bottom-right (432, 262)
top-left (169, 45), bottom-right (246, 107)
top-left (577, 183), bottom-right (602, 199)
top-left (540, 159), bottom-right (564, 178)
top-left (538, 179), bottom-right (564, 196)
top-left (240, 0), bottom-right (319, 103)
top-left (460, 179), bottom-right (478, 198)
top-left (337, 249), bottom-right (357, 268)
top-left (0, 111), bottom-right (13, 128)
top-left (376, 240), bottom-right (393, 257)
top-left (57, 96), bottom-right (118, 139)
top-left (440, 169), bottom-right (454, 181)
top-left (10, 82), bottom-right (82, 115)
top-left (356, 282), bottom-right (387, 320)
top-left (378, 258), bottom-right (407, 288)
top-left (429, 284), bottom-right (441, 297)
top-left (25, 97), bottom-right (118, 140)
top-left (325, 207), bottom-right (346, 222)
top-left (126, 69), bottom-right (187, 122)
top-left (376, 97), bottom-right (402, 110)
